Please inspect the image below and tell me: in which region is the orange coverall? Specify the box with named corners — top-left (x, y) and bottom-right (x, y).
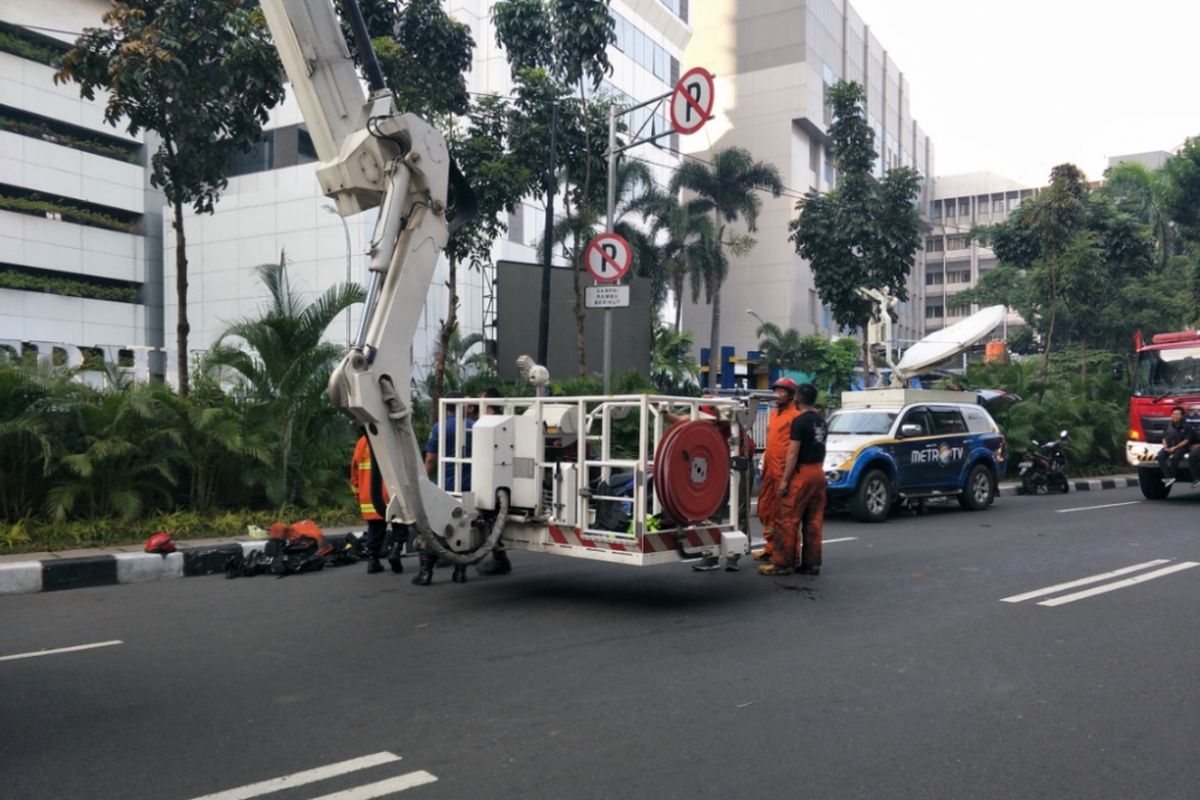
top-left (350, 435), bottom-right (387, 521)
top-left (757, 405), bottom-right (800, 556)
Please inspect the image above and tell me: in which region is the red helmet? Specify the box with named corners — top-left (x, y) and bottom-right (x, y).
top-left (144, 531), bottom-right (176, 554)
top-left (771, 377), bottom-right (798, 394)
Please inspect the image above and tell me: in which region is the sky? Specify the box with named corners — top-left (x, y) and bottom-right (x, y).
top-left (848, 0), bottom-right (1197, 186)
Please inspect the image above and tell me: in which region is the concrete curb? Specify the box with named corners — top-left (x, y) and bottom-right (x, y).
top-left (997, 475), bottom-right (1139, 497)
top-left (0, 536), bottom-right (357, 597)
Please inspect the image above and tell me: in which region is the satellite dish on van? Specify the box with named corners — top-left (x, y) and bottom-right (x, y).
top-left (894, 305), bottom-right (1006, 378)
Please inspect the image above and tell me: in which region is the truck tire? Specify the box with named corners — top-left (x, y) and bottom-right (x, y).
top-left (959, 464), bottom-right (995, 510)
top-left (1138, 468), bottom-right (1171, 500)
top-left (849, 469), bottom-right (892, 523)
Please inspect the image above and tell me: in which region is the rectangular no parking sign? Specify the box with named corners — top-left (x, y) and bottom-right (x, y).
top-left (585, 284), bottom-right (630, 309)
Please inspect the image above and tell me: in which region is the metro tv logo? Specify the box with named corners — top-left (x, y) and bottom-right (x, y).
top-left (911, 443), bottom-right (964, 466)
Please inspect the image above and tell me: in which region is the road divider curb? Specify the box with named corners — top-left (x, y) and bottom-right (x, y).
top-left (997, 475), bottom-right (1138, 497)
top-left (0, 536), bottom-right (353, 597)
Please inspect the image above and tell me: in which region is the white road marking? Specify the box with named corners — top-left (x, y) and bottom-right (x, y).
top-left (0, 640), bottom-right (123, 662)
top-left (188, 752), bottom-right (402, 800)
top-left (1056, 500), bottom-right (1142, 514)
top-left (309, 771), bottom-right (439, 799)
top-left (822, 537), bottom-right (858, 544)
top-left (1000, 560), bottom-right (1171, 603)
top-left (1037, 562), bottom-right (1200, 607)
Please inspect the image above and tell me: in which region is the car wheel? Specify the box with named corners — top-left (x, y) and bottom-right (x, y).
top-left (1138, 468), bottom-right (1170, 500)
top-left (849, 469), bottom-right (892, 523)
top-left (959, 464), bottom-right (994, 511)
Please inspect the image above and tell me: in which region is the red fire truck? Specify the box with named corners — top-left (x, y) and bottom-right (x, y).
top-left (1126, 330), bottom-right (1200, 499)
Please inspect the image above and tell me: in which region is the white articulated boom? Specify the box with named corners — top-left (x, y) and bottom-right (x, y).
top-left (258, 0), bottom-right (751, 570)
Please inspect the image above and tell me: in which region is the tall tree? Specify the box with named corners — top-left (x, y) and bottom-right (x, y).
top-left (754, 322), bottom-right (807, 371)
top-left (671, 148), bottom-right (783, 388)
top-left (789, 80), bottom-right (922, 383)
top-left (493, 0), bottom-right (615, 376)
top-left (1101, 160), bottom-right (1174, 269)
top-left (1164, 136), bottom-right (1200, 246)
top-left (56, 0), bottom-right (284, 396)
top-left (649, 317), bottom-right (698, 392)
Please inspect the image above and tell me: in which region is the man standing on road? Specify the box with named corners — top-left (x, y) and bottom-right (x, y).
top-left (1158, 406), bottom-right (1189, 487)
top-left (761, 383), bottom-right (826, 577)
top-left (752, 378), bottom-right (801, 563)
top-left (350, 433), bottom-right (406, 575)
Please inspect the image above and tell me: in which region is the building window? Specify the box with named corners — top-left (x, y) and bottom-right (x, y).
top-left (948, 270), bottom-right (970, 284)
top-left (930, 201), bottom-right (942, 220)
top-left (925, 304), bottom-right (943, 319)
top-left (297, 127), bottom-right (317, 164)
top-left (958, 198), bottom-right (970, 219)
top-left (611, 10), bottom-right (673, 86)
top-left (993, 195), bottom-right (1005, 214)
top-left (945, 202), bottom-right (956, 219)
top-left (809, 144), bottom-right (819, 175)
top-left (227, 131), bottom-right (275, 177)
top-left (809, 288), bottom-right (818, 327)
top-left (659, 0), bottom-right (687, 22)
top-left (946, 235), bottom-right (967, 251)
top-left (823, 148), bottom-right (833, 185)
top-left (508, 204), bottom-right (525, 244)
top-left (925, 272), bottom-right (944, 285)
top-left (925, 236), bottom-right (943, 252)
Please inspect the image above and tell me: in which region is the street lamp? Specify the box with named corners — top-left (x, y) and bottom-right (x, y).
top-left (746, 308), bottom-right (766, 333)
top-left (323, 204), bottom-right (352, 346)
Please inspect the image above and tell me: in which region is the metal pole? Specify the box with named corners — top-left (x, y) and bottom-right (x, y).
top-left (323, 205), bottom-right (352, 346)
top-left (537, 102), bottom-right (559, 368)
top-left (603, 103), bottom-right (617, 395)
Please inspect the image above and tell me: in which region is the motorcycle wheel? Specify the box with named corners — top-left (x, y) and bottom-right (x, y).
top-left (1022, 473), bottom-right (1048, 496)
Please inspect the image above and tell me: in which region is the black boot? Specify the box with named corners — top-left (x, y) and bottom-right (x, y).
top-left (366, 556), bottom-right (384, 574)
top-left (387, 555), bottom-right (403, 574)
top-left (411, 553), bottom-right (435, 586)
top-left (452, 564), bottom-right (468, 583)
top-left (477, 549), bottom-right (512, 576)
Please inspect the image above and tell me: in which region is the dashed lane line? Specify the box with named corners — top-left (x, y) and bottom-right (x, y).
top-left (1055, 500), bottom-right (1141, 514)
top-left (1000, 560), bottom-right (1172, 604)
top-left (309, 771), bottom-right (439, 800)
top-left (0, 640), bottom-right (123, 662)
top-left (1037, 561), bottom-right (1200, 607)
top-left (188, 752), bottom-right (403, 800)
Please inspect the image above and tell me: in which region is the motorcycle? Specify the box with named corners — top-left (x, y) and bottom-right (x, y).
top-left (1018, 430), bottom-right (1070, 495)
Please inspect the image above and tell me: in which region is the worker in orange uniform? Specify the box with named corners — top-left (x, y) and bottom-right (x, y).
top-left (761, 383), bottom-right (826, 576)
top-left (350, 433), bottom-right (406, 574)
top-left (751, 377), bottom-right (801, 563)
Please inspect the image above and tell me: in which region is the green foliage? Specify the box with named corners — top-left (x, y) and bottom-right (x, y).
top-left (56, 1), bottom-right (285, 214)
top-left (671, 147), bottom-right (784, 386)
top-left (958, 350), bottom-right (1130, 474)
top-left (371, 0), bottom-right (474, 117)
top-left (631, 186), bottom-right (720, 326)
top-left (0, 193), bottom-right (136, 233)
top-left (492, 0), bottom-right (615, 89)
top-left (0, 25), bottom-right (65, 65)
top-left (789, 81), bottom-right (923, 358)
top-left (205, 253), bottom-right (365, 505)
top-left (1164, 136), bottom-right (1200, 245)
top-left (0, 113), bottom-right (140, 163)
top-left (650, 317), bottom-right (698, 392)
top-left (0, 269), bottom-right (140, 303)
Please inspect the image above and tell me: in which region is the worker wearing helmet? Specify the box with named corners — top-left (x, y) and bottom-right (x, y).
top-left (762, 382), bottom-right (827, 576)
top-left (350, 433), bottom-right (406, 574)
top-left (751, 377), bottom-right (801, 562)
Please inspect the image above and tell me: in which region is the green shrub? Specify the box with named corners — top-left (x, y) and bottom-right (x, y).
top-left (0, 194), bottom-right (137, 233)
top-left (0, 269), bottom-right (141, 303)
top-left (0, 28), bottom-right (62, 66)
top-left (0, 115), bottom-right (139, 163)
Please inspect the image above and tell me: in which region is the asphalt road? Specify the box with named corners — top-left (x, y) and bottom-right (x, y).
top-left (3, 487), bottom-right (1199, 800)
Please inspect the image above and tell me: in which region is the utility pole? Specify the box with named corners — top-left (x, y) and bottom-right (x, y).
top-left (536, 102), bottom-right (559, 368)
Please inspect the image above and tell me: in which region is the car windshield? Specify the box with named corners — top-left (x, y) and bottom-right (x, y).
top-left (1135, 346), bottom-right (1200, 396)
top-left (827, 410), bottom-right (897, 435)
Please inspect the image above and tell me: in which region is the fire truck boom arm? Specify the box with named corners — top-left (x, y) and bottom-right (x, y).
top-left (258, 0), bottom-right (473, 551)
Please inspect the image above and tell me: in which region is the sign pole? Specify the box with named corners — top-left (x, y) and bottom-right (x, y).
top-left (603, 102), bottom-right (618, 395)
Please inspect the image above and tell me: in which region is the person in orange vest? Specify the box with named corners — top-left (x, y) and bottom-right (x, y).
top-left (761, 382), bottom-right (827, 576)
top-left (751, 377), bottom-right (801, 563)
top-left (350, 433), bottom-right (407, 574)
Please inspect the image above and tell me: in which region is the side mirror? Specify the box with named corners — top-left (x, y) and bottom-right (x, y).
top-left (1031, 439), bottom-right (1040, 446)
top-left (1060, 430), bottom-right (1069, 440)
top-left (899, 423), bottom-right (923, 438)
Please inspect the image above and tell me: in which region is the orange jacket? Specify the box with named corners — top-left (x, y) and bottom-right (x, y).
top-left (761, 405), bottom-right (800, 477)
top-left (350, 436), bottom-right (388, 521)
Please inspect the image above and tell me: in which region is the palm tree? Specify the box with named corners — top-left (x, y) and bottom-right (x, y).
top-left (670, 147), bottom-right (783, 388)
top-left (425, 330), bottom-right (493, 397)
top-left (632, 187), bottom-right (719, 332)
top-left (754, 322), bottom-right (807, 371)
top-left (650, 317), bottom-right (698, 392)
top-left (206, 252), bottom-right (364, 504)
top-left (1101, 160), bottom-right (1174, 269)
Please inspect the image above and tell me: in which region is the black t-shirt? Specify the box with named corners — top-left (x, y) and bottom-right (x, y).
top-left (790, 410), bottom-right (828, 464)
top-left (1163, 420), bottom-right (1187, 448)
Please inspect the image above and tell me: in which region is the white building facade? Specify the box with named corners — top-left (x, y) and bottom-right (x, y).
top-left (0, 2), bottom-right (164, 371)
top-left (679, 0), bottom-right (934, 375)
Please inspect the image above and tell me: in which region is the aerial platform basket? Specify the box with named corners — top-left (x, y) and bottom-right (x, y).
top-left (434, 394), bottom-right (754, 567)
